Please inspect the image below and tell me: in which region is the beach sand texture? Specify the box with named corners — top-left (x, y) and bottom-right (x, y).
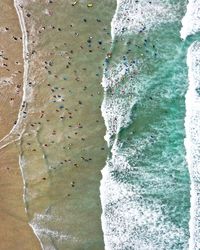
top-left (0, 0), bottom-right (41, 249)
top-left (1, 0), bottom-right (116, 249)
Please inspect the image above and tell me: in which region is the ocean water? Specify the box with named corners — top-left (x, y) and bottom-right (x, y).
top-left (100, 0), bottom-right (200, 249)
top-left (11, 0), bottom-right (200, 249)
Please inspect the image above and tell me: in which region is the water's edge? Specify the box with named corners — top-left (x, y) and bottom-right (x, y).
top-left (13, 1), bottom-right (43, 249)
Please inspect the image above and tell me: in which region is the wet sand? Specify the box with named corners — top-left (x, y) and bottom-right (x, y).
top-left (0, 0), bottom-right (23, 138)
top-left (0, 1), bottom-right (41, 249)
top-left (0, 144), bottom-right (41, 250)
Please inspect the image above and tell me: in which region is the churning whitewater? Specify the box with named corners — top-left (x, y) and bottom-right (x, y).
top-left (100, 0), bottom-right (194, 249)
top-left (182, 0), bottom-right (200, 249)
top-left (185, 41), bottom-right (200, 250)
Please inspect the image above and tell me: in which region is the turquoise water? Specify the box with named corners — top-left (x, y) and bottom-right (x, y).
top-left (100, 0), bottom-right (197, 249)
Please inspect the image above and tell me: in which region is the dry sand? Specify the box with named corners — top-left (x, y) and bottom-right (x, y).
top-left (0, 0), bottom-right (40, 249)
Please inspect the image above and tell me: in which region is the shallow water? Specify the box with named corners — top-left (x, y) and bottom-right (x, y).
top-left (14, 0), bottom-right (116, 249)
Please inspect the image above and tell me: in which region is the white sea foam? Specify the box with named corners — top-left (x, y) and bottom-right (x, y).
top-left (101, 57), bottom-right (147, 146)
top-left (181, 2), bottom-right (200, 248)
top-left (185, 41), bottom-right (200, 250)
top-left (29, 212), bottom-right (78, 250)
top-left (111, 0), bottom-right (180, 40)
top-left (100, 156), bottom-right (187, 250)
top-left (101, 93), bottom-right (137, 146)
top-left (180, 0), bottom-right (200, 40)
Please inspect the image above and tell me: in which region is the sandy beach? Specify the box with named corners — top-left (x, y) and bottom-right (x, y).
top-left (0, 0), bottom-right (41, 249)
top-left (0, 144), bottom-right (40, 250)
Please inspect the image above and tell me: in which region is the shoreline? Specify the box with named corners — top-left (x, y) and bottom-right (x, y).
top-left (0, 0), bottom-right (30, 151)
top-left (0, 1), bottom-right (41, 248)
top-left (14, 2), bottom-right (44, 248)
top-left (13, 0), bottom-right (29, 134)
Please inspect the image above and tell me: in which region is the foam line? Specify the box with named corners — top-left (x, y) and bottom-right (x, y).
top-left (180, 0), bottom-right (200, 40)
top-left (13, 1), bottom-right (43, 249)
top-left (185, 41), bottom-right (200, 250)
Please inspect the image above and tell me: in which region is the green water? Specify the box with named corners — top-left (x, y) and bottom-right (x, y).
top-left (101, 1), bottom-right (194, 248)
